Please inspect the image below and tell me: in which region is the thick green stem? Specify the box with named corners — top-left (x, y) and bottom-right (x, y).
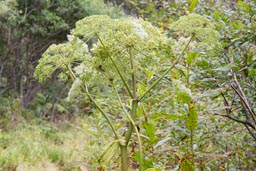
top-left (138, 34), bottom-right (195, 102)
top-left (125, 47), bottom-right (139, 145)
top-left (120, 145), bottom-right (128, 171)
top-left (129, 47), bottom-right (136, 98)
top-left (190, 130), bottom-right (194, 164)
top-left (125, 100), bottom-right (138, 145)
top-left (114, 86), bottom-right (143, 171)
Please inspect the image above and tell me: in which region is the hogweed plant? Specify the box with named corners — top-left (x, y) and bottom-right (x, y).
top-left (34, 14), bottom-right (220, 170)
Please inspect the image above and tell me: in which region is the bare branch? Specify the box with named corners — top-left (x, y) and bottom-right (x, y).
top-left (245, 124), bottom-right (256, 141)
top-left (229, 54), bottom-right (256, 127)
top-left (214, 113), bottom-right (255, 129)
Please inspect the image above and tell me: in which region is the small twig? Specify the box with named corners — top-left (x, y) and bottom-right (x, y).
top-left (245, 124), bottom-right (256, 141)
top-left (221, 93), bottom-right (231, 114)
top-left (141, 103), bottom-right (148, 122)
top-left (231, 82), bottom-right (256, 124)
top-left (230, 55), bottom-right (256, 119)
top-left (214, 113), bottom-right (255, 129)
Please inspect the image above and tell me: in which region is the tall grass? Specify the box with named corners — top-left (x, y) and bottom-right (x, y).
top-left (0, 115), bottom-right (113, 171)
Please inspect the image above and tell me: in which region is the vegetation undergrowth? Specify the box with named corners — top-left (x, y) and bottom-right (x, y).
top-left (33, 12), bottom-right (256, 170)
top-left (0, 112), bottom-right (255, 171)
top-left (0, 114), bottom-right (114, 171)
top-left (0, 0), bottom-right (255, 170)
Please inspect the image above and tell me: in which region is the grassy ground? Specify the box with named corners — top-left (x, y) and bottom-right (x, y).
top-left (0, 114), bottom-right (113, 171)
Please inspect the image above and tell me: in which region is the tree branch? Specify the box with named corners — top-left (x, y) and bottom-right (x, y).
top-left (245, 124), bottom-right (256, 141)
top-left (214, 113), bottom-right (255, 129)
top-left (229, 55), bottom-right (256, 121)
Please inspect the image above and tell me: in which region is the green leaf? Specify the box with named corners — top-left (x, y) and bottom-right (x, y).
top-left (147, 71), bottom-right (154, 81)
top-left (143, 122), bottom-right (156, 143)
top-left (172, 79), bottom-right (192, 104)
top-left (152, 113), bottom-right (185, 121)
top-left (214, 10), bottom-right (220, 21)
top-left (237, 1), bottom-right (252, 13)
top-left (249, 69), bottom-right (256, 77)
top-left (185, 101), bottom-right (198, 131)
top-left (214, 65), bottom-right (230, 72)
top-left (187, 52), bottom-right (199, 64)
top-left (138, 83), bottom-right (147, 96)
top-left (189, 0), bottom-right (198, 13)
top-left (179, 159), bottom-right (195, 171)
top-left (55, 104), bottom-right (67, 113)
top-left (145, 168), bottom-right (162, 171)
top-left (98, 140), bottom-right (119, 164)
top-left (134, 152), bottom-right (154, 170)
top-left (154, 137), bottom-right (171, 148)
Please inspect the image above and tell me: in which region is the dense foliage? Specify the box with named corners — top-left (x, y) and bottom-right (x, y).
top-left (0, 0), bottom-right (255, 171)
top-left (0, 0), bottom-right (124, 115)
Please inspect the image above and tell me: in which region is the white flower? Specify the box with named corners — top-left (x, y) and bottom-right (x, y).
top-left (131, 21), bottom-right (148, 40)
top-left (67, 34), bottom-right (75, 41)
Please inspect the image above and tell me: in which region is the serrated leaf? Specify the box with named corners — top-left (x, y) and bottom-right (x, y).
top-left (185, 101), bottom-right (198, 131)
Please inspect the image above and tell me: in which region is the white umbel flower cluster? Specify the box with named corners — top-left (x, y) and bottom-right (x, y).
top-left (131, 21), bottom-right (148, 40)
